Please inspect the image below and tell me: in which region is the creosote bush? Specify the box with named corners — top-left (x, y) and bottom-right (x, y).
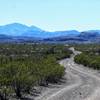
top-left (0, 43), bottom-right (72, 99)
top-left (74, 44), bottom-right (100, 70)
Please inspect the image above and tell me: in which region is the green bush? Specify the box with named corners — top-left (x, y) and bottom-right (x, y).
top-left (0, 43), bottom-right (72, 99)
top-left (75, 53), bottom-right (100, 70)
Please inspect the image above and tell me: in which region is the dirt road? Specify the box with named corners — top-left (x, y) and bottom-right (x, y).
top-left (35, 48), bottom-right (100, 100)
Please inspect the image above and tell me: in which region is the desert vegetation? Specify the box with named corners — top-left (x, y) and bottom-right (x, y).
top-left (0, 43), bottom-right (72, 99)
top-left (74, 44), bottom-right (100, 70)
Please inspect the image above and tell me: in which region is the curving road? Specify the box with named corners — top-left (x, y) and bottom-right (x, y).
top-left (35, 48), bottom-right (100, 100)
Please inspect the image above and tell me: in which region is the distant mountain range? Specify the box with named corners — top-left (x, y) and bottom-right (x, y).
top-left (0, 23), bottom-right (80, 38)
top-left (0, 23), bottom-right (100, 43)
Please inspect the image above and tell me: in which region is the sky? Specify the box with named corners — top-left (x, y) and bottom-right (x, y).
top-left (0, 0), bottom-right (100, 31)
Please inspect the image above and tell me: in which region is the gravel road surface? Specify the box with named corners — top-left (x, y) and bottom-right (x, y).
top-left (35, 48), bottom-right (100, 100)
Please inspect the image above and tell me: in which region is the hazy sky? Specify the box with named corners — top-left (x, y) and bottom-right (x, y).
top-left (0, 0), bottom-right (100, 31)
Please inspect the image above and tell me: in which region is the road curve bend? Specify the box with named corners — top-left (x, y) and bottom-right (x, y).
top-left (35, 48), bottom-right (100, 100)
